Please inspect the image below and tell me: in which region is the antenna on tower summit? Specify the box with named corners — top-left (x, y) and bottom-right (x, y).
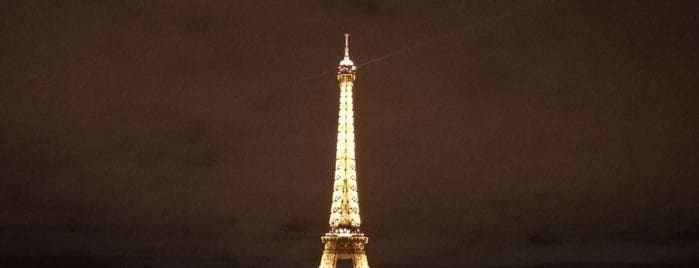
top-left (344, 33), bottom-right (350, 59)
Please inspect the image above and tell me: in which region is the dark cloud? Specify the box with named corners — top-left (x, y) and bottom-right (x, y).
top-left (509, 259), bottom-right (699, 268)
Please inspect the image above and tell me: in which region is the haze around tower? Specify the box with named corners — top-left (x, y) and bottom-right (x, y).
top-left (1, 1), bottom-right (699, 267)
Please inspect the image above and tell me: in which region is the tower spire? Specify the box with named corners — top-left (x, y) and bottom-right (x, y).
top-left (318, 34), bottom-right (370, 268)
top-left (344, 33), bottom-right (350, 59)
top-left (338, 34), bottom-right (356, 77)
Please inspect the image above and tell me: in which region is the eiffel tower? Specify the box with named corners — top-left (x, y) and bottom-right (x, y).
top-left (318, 34), bottom-right (370, 268)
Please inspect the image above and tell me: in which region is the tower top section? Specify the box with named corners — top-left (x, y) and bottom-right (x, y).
top-left (338, 33), bottom-right (356, 75)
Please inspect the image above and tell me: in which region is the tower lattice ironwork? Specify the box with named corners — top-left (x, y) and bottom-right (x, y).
top-left (318, 34), bottom-right (370, 268)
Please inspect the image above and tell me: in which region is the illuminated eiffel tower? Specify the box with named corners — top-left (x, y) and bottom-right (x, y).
top-left (318, 34), bottom-right (370, 268)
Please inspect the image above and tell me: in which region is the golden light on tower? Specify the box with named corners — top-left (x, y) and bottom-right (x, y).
top-left (318, 34), bottom-right (370, 268)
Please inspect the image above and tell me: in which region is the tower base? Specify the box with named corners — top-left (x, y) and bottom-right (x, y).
top-left (319, 231), bottom-right (369, 268)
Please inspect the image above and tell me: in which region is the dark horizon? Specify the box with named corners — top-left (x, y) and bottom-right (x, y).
top-left (2, 0), bottom-right (698, 267)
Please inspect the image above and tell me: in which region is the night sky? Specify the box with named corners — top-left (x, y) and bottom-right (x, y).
top-left (2, 1), bottom-right (699, 267)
